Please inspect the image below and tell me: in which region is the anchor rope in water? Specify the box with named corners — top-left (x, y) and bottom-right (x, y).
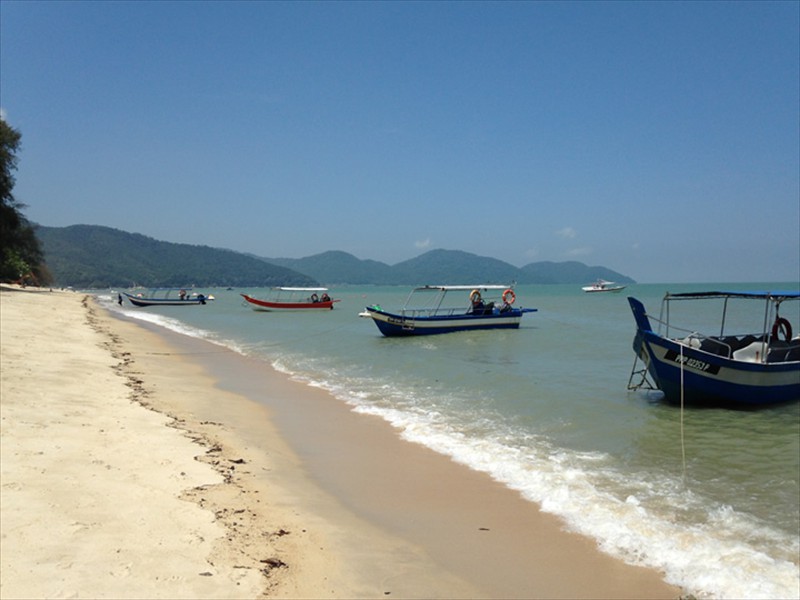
top-left (680, 342), bottom-right (687, 483)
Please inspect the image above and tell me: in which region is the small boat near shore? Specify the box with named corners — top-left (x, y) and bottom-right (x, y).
top-left (362, 285), bottom-right (537, 337)
top-left (122, 288), bottom-right (214, 307)
top-left (241, 287), bottom-right (340, 311)
top-left (582, 279), bottom-right (626, 293)
top-left (627, 291), bottom-right (800, 408)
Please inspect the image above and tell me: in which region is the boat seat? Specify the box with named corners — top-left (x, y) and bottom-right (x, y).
top-left (729, 335), bottom-right (759, 352)
top-left (692, 335), bottom-right (764, 358)
top-left (681, 336), bottom-right (702, 349)
top-left (733, 341), bottom-right (769, 363)
top-left (698, 339), bottom-right (726, 356)
top-left (698, 337), bottom-right (741, 357)
top-left (767, 342), bottom-right (800, 363)
top-left (469, 302), bottom-right (495, 316)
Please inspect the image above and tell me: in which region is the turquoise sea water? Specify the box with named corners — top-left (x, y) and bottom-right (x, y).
top-left (98, 283), bottom-right (800, 599)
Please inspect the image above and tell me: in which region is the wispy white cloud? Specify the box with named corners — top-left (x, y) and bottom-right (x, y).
top-left (556, 227), bottom-right (577, 239)
top-left (0, 107), bottom-right (7, 121)
top-left (414, 238), bottom-right (431, 250)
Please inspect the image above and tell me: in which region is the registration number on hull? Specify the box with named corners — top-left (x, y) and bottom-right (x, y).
top-left (664, 349), bottom-right (721, 374)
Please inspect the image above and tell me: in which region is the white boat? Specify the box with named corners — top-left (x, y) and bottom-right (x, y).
top-left (363, 285), bottom-right (537, 337)
top-left (582, 279), bottom-right (626, 293)
top-left (123, 288), bottom-right (214, 307)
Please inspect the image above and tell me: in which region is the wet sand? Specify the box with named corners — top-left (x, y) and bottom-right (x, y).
top-left (0, 285), bottom-right (683, 598)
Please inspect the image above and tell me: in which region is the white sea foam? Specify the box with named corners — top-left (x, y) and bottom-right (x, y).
top-left (102, 297), bottom-right (249, 356)
top-left (281, 362), bottom-right (800, 600)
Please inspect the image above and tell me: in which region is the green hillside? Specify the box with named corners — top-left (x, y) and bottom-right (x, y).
top-left (519, 260), bottom-right (635, 285)
top-left (387, 249), bottom-right (524, 285)
top-left (37, 225), bottom-right (316, 289)
top-left (268, 250), bottom-right (391, 284)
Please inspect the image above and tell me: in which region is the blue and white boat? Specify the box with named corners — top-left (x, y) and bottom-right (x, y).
top-left (627, 291), bottom-right (800, 408)
top-left (363, 284), bottom-right (537, 337)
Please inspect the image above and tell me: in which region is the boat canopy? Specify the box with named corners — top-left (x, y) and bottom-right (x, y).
top-left (664, 291), bottom-right (800, 301)
top-left (273, 287), bottom-right (329, 292)
top-left (415, 284), bottom-right (512, 291)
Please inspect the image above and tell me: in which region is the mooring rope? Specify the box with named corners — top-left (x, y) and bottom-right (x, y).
top-left (680, 342), bottom-right (687, 483)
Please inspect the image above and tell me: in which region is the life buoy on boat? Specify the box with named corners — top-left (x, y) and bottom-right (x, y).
top-left (502, 289), bottom-right (516, 305)
top-left (470, 289), bottom-right (482, 304)
top-left (771, 317), bottom-right (792, 342)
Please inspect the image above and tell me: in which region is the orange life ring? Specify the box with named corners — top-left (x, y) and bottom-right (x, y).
top-left (470, 289), bottom-right (482, 304)
top-left (771, 317), bottom-right (792, 342)
top-left (502, 289), bottom-right (516, 305)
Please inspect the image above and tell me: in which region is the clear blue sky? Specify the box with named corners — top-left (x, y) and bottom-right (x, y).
top-left (2, 1), bottom-right (798, 283)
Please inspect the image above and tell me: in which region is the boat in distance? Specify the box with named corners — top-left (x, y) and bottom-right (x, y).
top-left (582, 279), bottom-right (626, 293)
top-left (363, 285), bottom-right (537, 337)
top-left (122, 288), bottom-right (214, 307)
top-left (241, 287), bottom-right (340, 311)
top-left (627, 291), bottom-right (800, 408)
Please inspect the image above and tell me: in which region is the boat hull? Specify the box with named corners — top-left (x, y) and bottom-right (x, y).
top-left (241, 294), bottom-right (338, 311)
top-left (365, 306), bottom-right (532, 336)
top-left (583, 286), bottom-right (626, 293)
top-left (635, 332), bottom-right (799, 407)
top-left (124, 293), bottom-right (209, 307)
top-left (628, 297), bottom-right (799, 408)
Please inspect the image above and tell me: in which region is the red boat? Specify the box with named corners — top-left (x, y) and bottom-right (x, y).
top-left (241, 287), bottom-right (340, 311)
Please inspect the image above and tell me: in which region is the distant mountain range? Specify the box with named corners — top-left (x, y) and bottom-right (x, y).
top-left (268, 249), bottom-right (635, 286)
top-left (36, 224), bottom-right (636, 289)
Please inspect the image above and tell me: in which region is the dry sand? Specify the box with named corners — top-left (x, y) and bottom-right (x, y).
top-left (1, 285), bottom-right (684, 599)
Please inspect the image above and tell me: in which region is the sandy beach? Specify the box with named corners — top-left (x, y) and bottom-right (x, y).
top-left (1, 285), bottom-right (683, 599)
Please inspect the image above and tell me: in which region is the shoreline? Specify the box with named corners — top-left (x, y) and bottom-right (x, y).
top-left (1, 285), bottom-right (683, 598)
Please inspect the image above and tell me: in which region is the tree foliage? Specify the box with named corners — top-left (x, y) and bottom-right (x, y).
top-left (0, 118), bottom-right (49, 284)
